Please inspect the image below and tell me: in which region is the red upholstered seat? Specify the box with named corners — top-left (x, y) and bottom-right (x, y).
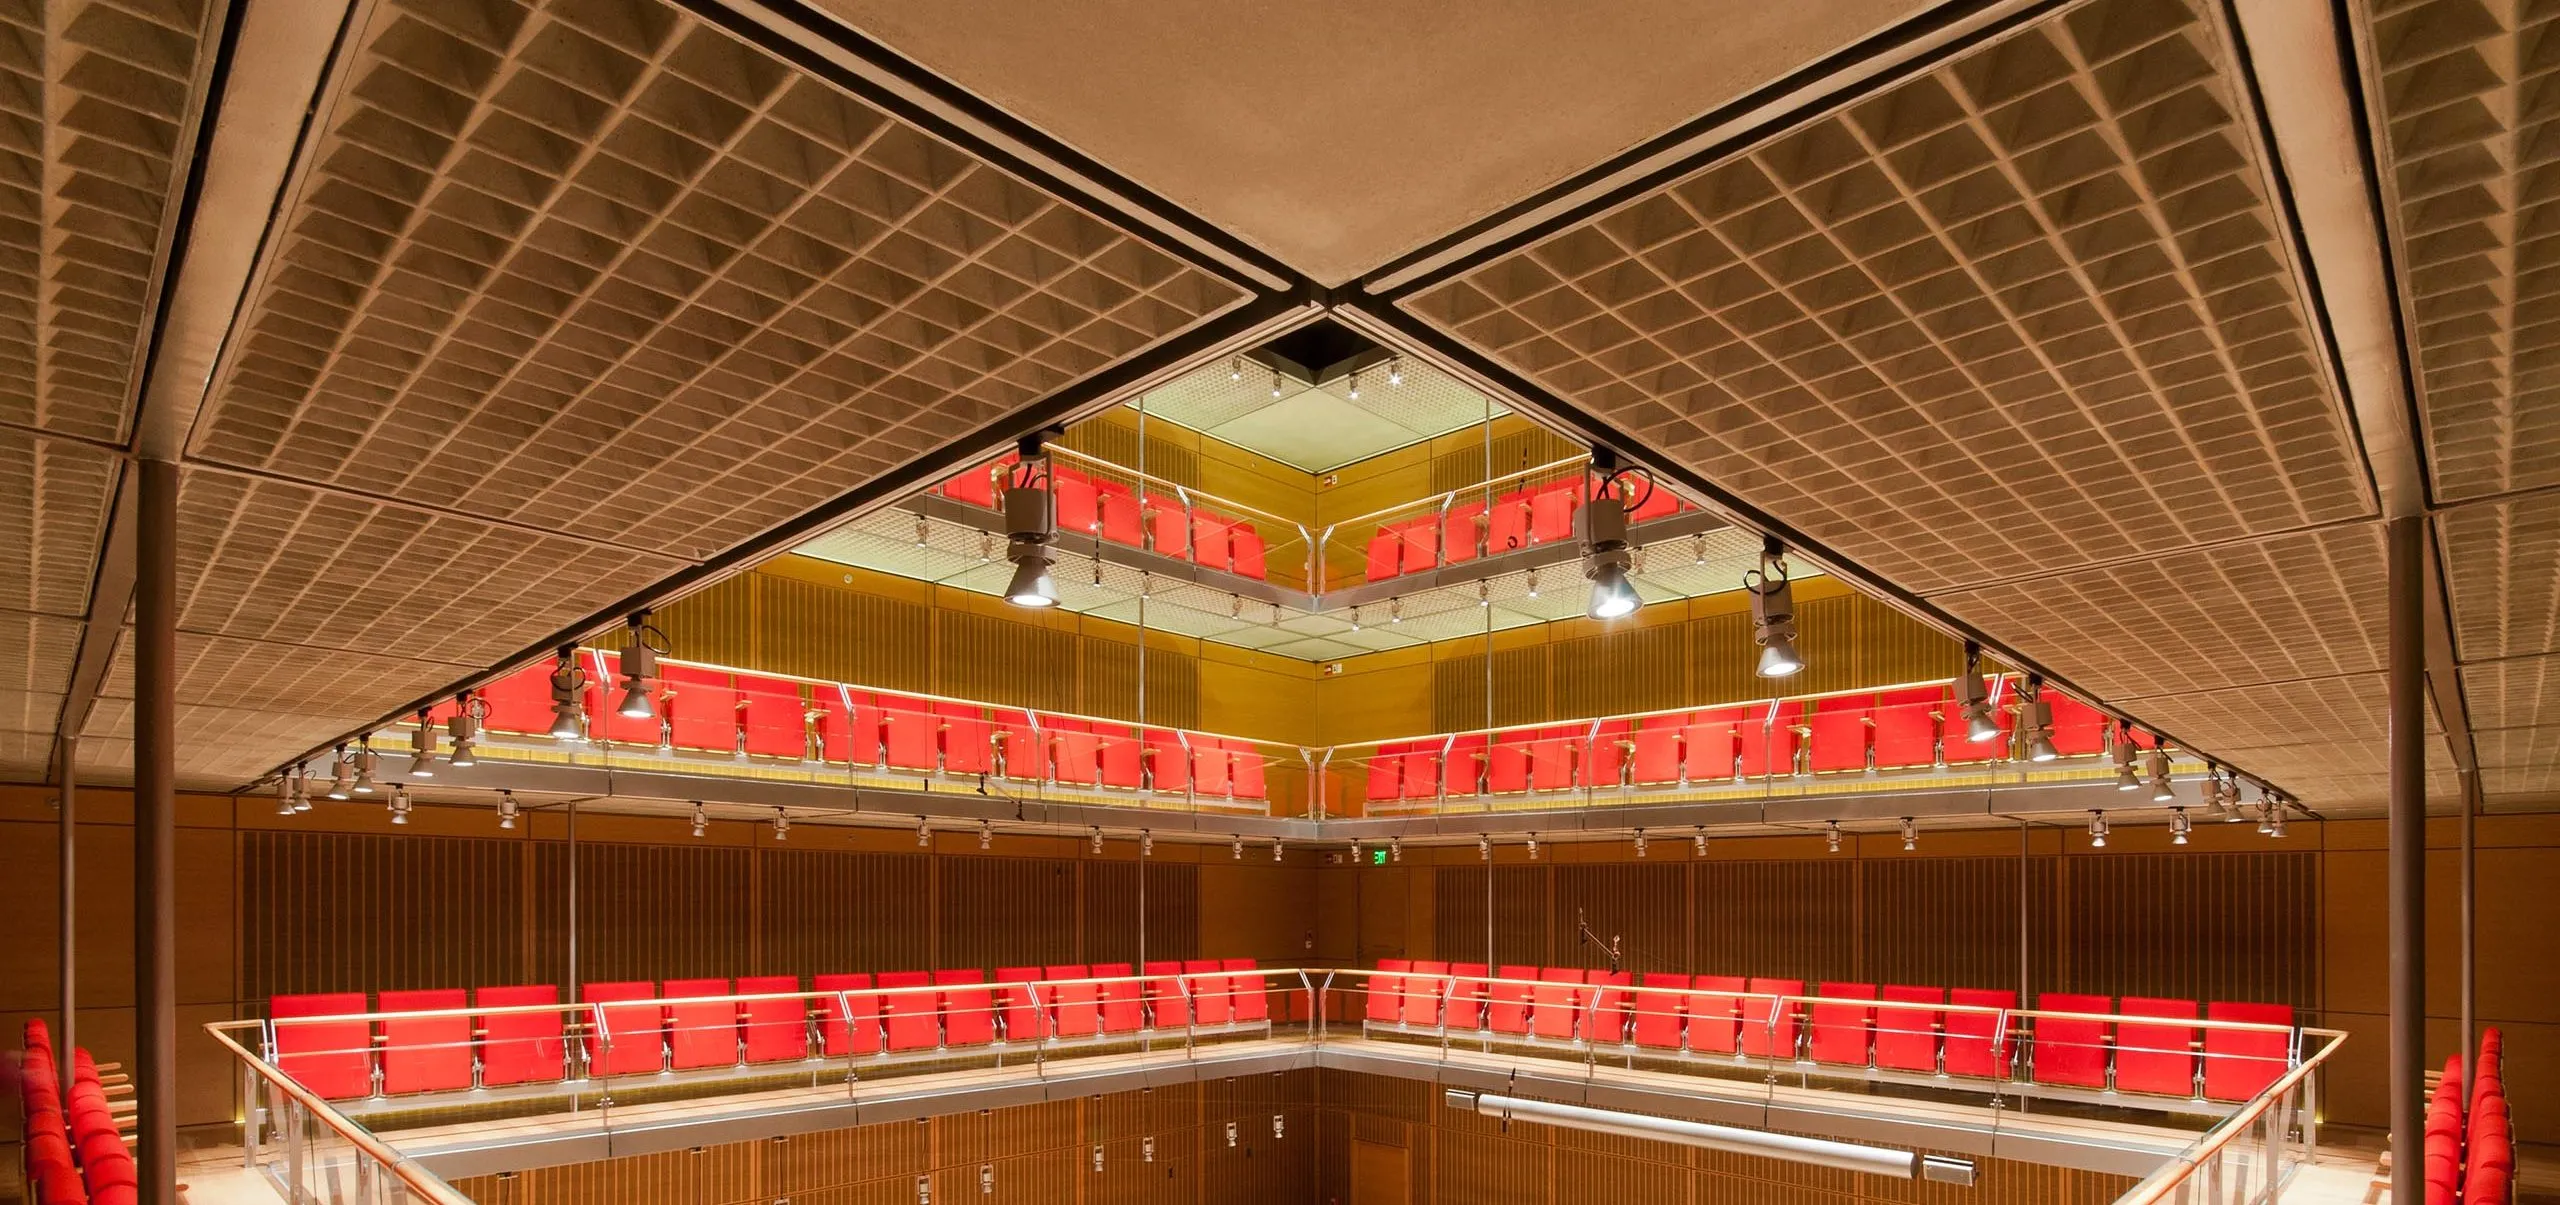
top-left (664, 977), bottom-right (737, 1070)
top-left (476, 984), bottom-right (565, 1086)
top-left (1228, 740), bottom-right (1266, 799)
top-left (1442, 735), bottom-right (1487, 796)
top-left (1054, 473), bottom-right (1099, 537)
top-left (1737, 711), bottom-right (1781, 780)
top-left (1487, 733), bottom-right (1532, 793)
top-left (814, 974), bottom-right (882, 1056)
top-left (1221, 959), bottom-right (1268, 1022)
top-left (1807, 697), bottom-right (1870, 775)
top-left (1403, 960), bottom-right (1451, 1028)
top-left (1874, 985), bottom-right (1943, 1074)
top-left (1585, 721), bottom-right (1632, 789)
top-left (662, 665), bottom-right (740, 754)
top-left (1367, 745), bottom-right (1405, 803)
top-left (1094, 963), bottom-right (1143, 1033)
top-left (877, 971), bottom-right (938, 1051)
top-left (942, 462), bottom-right (997, 507)
top-left (1686, 975), bottom-right (1747, 1054)
top-left (1631, 974), bottom-right (1691, 1050)
top-left (1228, 524), bottom-right (1270, 580)
top-left (475, 661), bottom-right (558, 736)
top-left (2031, 993), bottom-right (2112, 1088)
top-left (1808, 982), bottom-right (1877, 1066)
top-left (1193, 513), bottom-right (1234, 572)
top-left (1630, 716), bottom-right (1683, 785)
top-left (939, 702), bottom-right (995, 776)
top-left (1144, 729), bottom-right (1192, 793)
top-left (1682, 711), bottom-right (1740, 783)
top-left (880, 696), bottom-right (939, 771)
top-left (272, 992), bottom-right (374, 1100)
top-left (1365, 530), bottom-right (1402, 582)
top-left (1442, 501), bottom-right (1485, 564)
top-left (1144, 961), bottom-right (1193, 1028)
top-left (937, 970), bottom-right (996, 1047)
top-left (1739, 978), bottom-right (1804, 1060)
top-left (738, 675), bottom-right (809, 759)
top-left (1628, 479), bottom-right (1681, 523)
top-left (2046, 692), bottom-right (2108, 757)
top-left (378, 988), bottom-right (470, 1095)
top-left (991, 710), bottom-right (1041, 781)
top-left (1051, 721), bottom-right (1101, 785)
top-left (1943, 987), bottom-right (2016, 1078)
top-left (993, 969), bottom-right (1048, 1043)
top-left (1400, 749), bottom-right (1441, 800)
top-left (1586, 971), bottom-right (1633, 1044)
top-left (1444, 963), bottom-right (1489, 1030)
top-left (1529, 728), bottom-right (1577, 791)
top-left (1098, 487), bottom-right (1144, 547)
top-left (1144, 494), bottom-right (1189, 559)
top-left (1530, 968), bottom-right (1585, 1040)
top-left (1399, 519), bottom-right (1437, 573)
top-left (1042, 966), bottom-right (1100, 1038)
top-left (1368, 959), bottom-right (1410, 1024)
top-left (1488, 965), bottom-right (1539, 1036)
top-left (823, 689), bottom-right (883, 766)
top-left (1193, 740), bottom-right (1232, 798)
top-left (737, 975), bottom-right (809, 1063)
top-left (2115, 996), bottom-right (2200, 1097)
top-left (1184, 959), bottom-right (1232, 1026)
top-left (1870, 687), bottom-right (1942, 771)
top-left (1487, 492), bottom-right (1533, 553)
top-left (1098, 725), bottom-right (1145, 789)
top-left (2203, 1001), bottom-right (2293, 1101)
top-left (580, 982), bottom-right (663, 1077)
top-left (1528, 484), bottom-right (1577, 545)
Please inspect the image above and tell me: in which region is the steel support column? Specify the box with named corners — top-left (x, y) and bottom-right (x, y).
top-left (57, 734), bottom-right (75, 1093)
top-left (2386, 515), bottom-right (2426, 1205)
top-left (2461, 771), bottom-right (2477, 1062)
top-left (135, 457), bottom-right (178, 1205)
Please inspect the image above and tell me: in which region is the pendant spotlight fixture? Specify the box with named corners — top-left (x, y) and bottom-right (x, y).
top-left (1269, 369), bottom-right (1284, 399)
top-left (1233, 834), bottom-right (1244, 860)
top-left (274, 770), bottom-right (297, 817)
top-left (2268, 799), bottom-right (2288, 839)
top-left (389, 785), bottom-right (412, 826)
top-left (1955, 644), bottom-right (2000, 744)
top-left (1693, 828), bottom-right (1708, 857)
top-left (773, 808), bottom-right (790, 841)
top-left (1002, 439), bottom-right (1062, 609)
top-left (1272, 839), bottom-right (1283, 863)
top-left (1479, 834), bottom-right (1492, 861)
top-left (1747, 538), bottom-right (1802, 677)
top-left (497, 790), bottom-right (519, 830)
top-left (1900, 817), bottom-right (1917, 852)
top-left (407, 711), bottom-right (437, 778)
top-left (1090, 826), bottom-right (1104, 854)
top-left (292, 765), bottom-right (312, 813)
top-left (323, 745), bottom-right (353, 800)
top-left (978, 820), bottom-right (992, 850)
top-left (2087, 810), bottom-right (2109, 848)
top-left (2145, 739), bottom-right (2175, 802)
top-left (917, 815), bottom-right (932, 847)
top-left (2170, 807), bottom-right (2191, 845)
top-left (1349, 838), bottom-right (1361, 863)
top-left (1525, 568), bottom-right (1540, 599)
top-left (547, 646), bottom-right (589, 740)
top-left (1347, 605), bottom-right (1361, 632)
top-left (1389, 596), bottom-right (1403, 624)
top-left (1526, 832), bottom-right (1540, 860)
top-left (691, 801), bottom-right (707, 838)
top-left (1347, 371), bottom-right (1360, 400)
top-left (615, 613), bottom-right (666, 722)
top-left (1824, 820), bottom-right (1841, 854)
top-left (351, 742), bottom-right (380, 794)
top-left (1141, 830), bottom-right (1154, 857)
top-left (2225, 776), bottom-right (2250, 821)
top-left (1387, 357), bottom-right (1403, 387)
top-left (2113, 721), bottom-right (2141, 790)
top-left (1580, 455), bottom-right (1642, 620)
top-left (1477, 580), bottom-right (1491, 609)
top-left (447, 692), bottom-right (482, 768)
top-left (1229, 357), bottom-right (1242, 382)
top-left (2018, 676), bottom-right (2058, 763)
top-left (1633, 829), bottom-right (1647, 858)
top-left (1391, 837), bottom-right (1403, 862)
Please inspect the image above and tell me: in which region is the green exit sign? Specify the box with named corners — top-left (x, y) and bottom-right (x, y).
top-left (1371, 848), bottom-right (1388, 865)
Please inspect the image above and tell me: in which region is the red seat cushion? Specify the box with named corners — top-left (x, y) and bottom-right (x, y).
top-left (1044, 966), bottom-right (1100, 1038)
top-left (1229, 525), bottom-right (1267, 579)
top-left (1682, 712), bottom-right (1738, 783)
top-left (1807, 697), bottom-right (1870, 775)
top-left (1686, 975), bottom-right (1747, 1054)
top-left (377, 988), bottom-right (470, 1095)
top-left (1144, 729), bottom-right (1192, 793)
top-left (1944, 987), bottom-right (2016, 1078)
top-left (2114, 996), bottom-right (2200, 1097)
top-left (877, 971), bottom-right (938, 1050)
top-left (1629, 717), bottom-right (1683, 785)
top-left (1227, 739), bottom-right (1266, 799)
top-left (738, 975), bottom-right (808, 1063)
top-left (1221, 959), bottom-right (1268, 1022)
top-left (661, 665), bottom-right (740, 754)
top-left (1870, 687), bottom-right (1943, 771)
top-left (271, 992), bottom-right (373, 1100)
top-left (476, 984), bottom-right (564, 1086)
top-left (1098, 726), bottom-right (1145, 789)
top-left (1631, 973), bottom-right (1690, 1050)
top-left (580, 981), bottom-right (664, 1076)
top-left (1442, 502), bottom-right (1485, 564)
top-left (1192, 514), bottom-right (1233, 572)
top-left (1873, 985), bottom-right (1942, 1073)
top-left (1808, 983), bottom-right (1877, 1066)
top-left (994, 968), bottom-right (1048, 1042)
top-left (2031, 993), bottom-right (2112, 1088)
top-left (937, 970), bottom-right (996, 1046)
top-left (1367, 745), bottom-right (1405, 803)
top-left (813, 973), bottom-right (881, 1056)
top-left (1143, 961), bottom-right (1192, 1028)
top-left (1739, 978), bottom-right (1803, 1059)
top-left (1365, 530), bottom-right (1402, 581)
top-left (1488, 965), bottom-right (1539, 1035)
top-left (880, 696), bottom-right (939, 770)
top-left (2203, 1001), bottom-right (2292, 1101)
top-left (1530, 968), bottom-right (1586, 1041)
top-left (1094, 963), bottom-right (1143, 1033)
top-left (663, 977), bottom-right (736, 1070)
top-left (939, 702), bottom-right (995, 776)
top-left (1183, 959), bottom-right (1232, 1026)
top-left (1403, 961), bottom-right (1451, 1028)
top-left (1098, 488), bottom-right (1143, 547)
top-left (1368, 959), bottom-right (1411, 1024)
top-left (1528, 485), bottom-right (1577, 545)
top-left (737, 675), bottom-right (809, 759)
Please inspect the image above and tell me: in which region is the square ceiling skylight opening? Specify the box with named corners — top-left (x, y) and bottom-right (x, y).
top-left (1127, 318), bottom-right (1509, 472)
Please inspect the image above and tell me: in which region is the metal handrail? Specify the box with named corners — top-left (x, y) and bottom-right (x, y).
top-left (1321, 453), bottom-right (1594, 533)
top-left (1325, 675), bottom-right (1998, 755)
top-left (2108, 1028), bottom-right (2348, 1204)
top-left (203, 1022), bottom-right (476, 1205)
top-left (1044, 444), bottom-right (1310, 538)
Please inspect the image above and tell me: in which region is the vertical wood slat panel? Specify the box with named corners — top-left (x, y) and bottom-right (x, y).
top-left (1431, 867), bottom-right (1548, 967)
top-left (759, 849), bottom-right (932, 978)
top-left (2067, 851), bottom-right (2318, 1007)
top-left (1548, 863), bottom-right (1686, 974)
top-left (1549, 624), bottom-right (1688, 720)
top-left (240, 831), bottom-right (525, 1002)
top-left (938, 857), bottom-right (1078, 970)
top-left (530, 842), bottom-right (754, 987)
top-left (1080, 640), bottom-right (1202, 728)
top-left (1694, 860), bottom-right (1858, 982)
top-left (1081, 861), bottom-right (1201, 966)
top-left (937, 610), bottom-right (1079, 713)
top-left (755, 575), bottom-right (932, 691)
top-left (1859, 856), bottom-right (2059, 993)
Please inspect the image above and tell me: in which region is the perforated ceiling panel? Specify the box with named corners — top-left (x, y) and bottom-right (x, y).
top-left (1397, 0), bottom-right (2409, 808)
top-left (0, 0), bottom-right (220, 776)
top-left (74, 0), bottom-right (1254, 786)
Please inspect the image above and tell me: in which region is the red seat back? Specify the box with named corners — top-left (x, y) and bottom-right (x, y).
top-left (2203, 1001), bottom-right (2293, 1101)
top-left (737, 675), bottom-right (809, 759)
top-left (1808, 982), bottom-right (1877, 1066)
top-left (1043, 965), bottom-right (1100, 1037)
top-left (1873, 985), bottom-right (1942, 1073)
top-left (1631, 973), bottom-right (1690, 1050)
top-left (1183, 959), bottom-right (1232, 1026)
top-left (1943, 987), bottom-right (2016, 1078)
top-left (1685, 975), bottom-right (1746, 1054)
top-left (1586, 971), bottom-right (1633, 1043)
top-left (994, 968), bottom-right (1048, 1042)
top-left (877, 971), bottom-right (938, 1051)
top-left (1227, 739), bottom-right (1266, 799)
top-left (1093, 963), bottom-right (1143, 1033)
top-left (880, 696), bottom-right (939, 770)
top-left (378, 988), bottom-right (470, 1095)
top-left (2115, 997), bottom-right (2200, 1098)
top-left (1144, 730), bottom-right (1191, 794)
top-left (579, 981), bottom-right (664, 1077)
top-left (1404, 960), bottom-right (1451, 1028)
top-left (939, 702), bottom-right (995, 775)
top-left (936, 970), bottom-right (996, 1046)
top-left (1488, 965), bottom-right (1538, 1035)
top-left (1221, 959), bottom-right (1268, 1022)
top-left (1530, 968), bottom-right (1585, 1040)
top-left (271, 992), bottom-right (373, 1100)
top-left (476, 985), bottom-right (564, 1086)
top-left (1230, 524), bottom-right (1267, 578)
top-left (1681, 712), bottom-right (1738, 783)
top-left (813, 973), bottom-right (881, 1056)
top-left (2031, 993), bottom-right (2112, 1088)
top-left (664, 977), bottom-right (737, 1070)
top-left (662, 665), bottom-right (740, 754)
top-left (1144, 961), bottom-right (1193, 1028)
top-left (1368, 959), bottom-right (1410, 1024)
top-left (737, 975), bottom-right (808, 1064)
top-left (1739, 978), bottom-right (1803, 1059)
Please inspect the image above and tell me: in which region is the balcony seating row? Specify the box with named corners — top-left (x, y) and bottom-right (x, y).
top-left (18, 1020), bottom-right (136, 1205)
top-left (1364, 687), bottom-right (2116, 803)
top-left (268, 960), bottom-right (1273, 1101)
top-left (1359, 960), bottom-right (2292, 1104)
top-left (939, 456), bottom-right (1269, 580)
top-left (444, 662), bottom-right (1269, 801)
top-left (2429, 1029), bottom-right (2514, 1204)
top-left (1362, 477), bottom-right (1686, 584)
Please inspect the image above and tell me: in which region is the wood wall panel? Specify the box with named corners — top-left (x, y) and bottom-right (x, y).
top-left (2066, 851), bottom-right (2318, 1007)
top-left (1549, 862), bottom-right (1687, 975)
top-left (1428, 424), bottom-right (1577, 495)
top-left (1081, 639), bottom-right (1202, 729)
top-left (755, 575), bottom-right (932, 691)
top-left (240, 831), bottom-right (526, 1000)
top-left (1859, 856), bottom-right (2057, 993)
top-left (939, 856), bottom-right (1078, 971)
top-left (937, 610), bottom-right (1079, 714)
top-left (1082, 861), bottom-right (1201, 966)
top-left (1696, 860), bottom-right (1860, 983)
top-left (1430, 866), bottom-right (1549, 967)
top-left (531, 842), bottom-right (755, 986)
top-left (758, 850), bottom-right (932, 978)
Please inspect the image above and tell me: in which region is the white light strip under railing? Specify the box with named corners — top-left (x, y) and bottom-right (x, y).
top-left (1445, 1089), bottom-right (1972, 1182)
